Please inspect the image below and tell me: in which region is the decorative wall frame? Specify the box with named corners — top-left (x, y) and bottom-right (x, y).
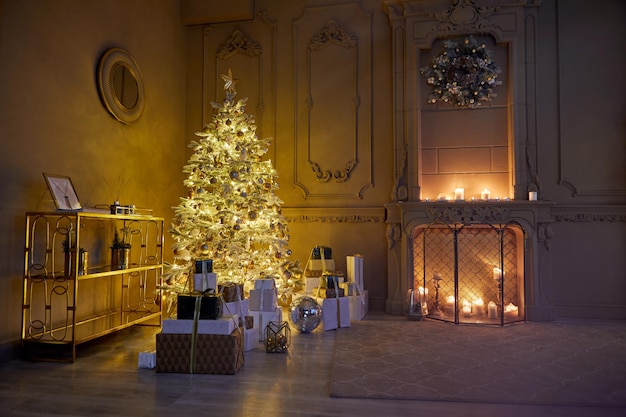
top-left (97, 48), bottom-right (145, 124)
top-left (43, 173), bottom-right (81, 210)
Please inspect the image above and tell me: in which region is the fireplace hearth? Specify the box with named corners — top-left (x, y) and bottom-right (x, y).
top-left (384, 1), bottom-right (554, 321)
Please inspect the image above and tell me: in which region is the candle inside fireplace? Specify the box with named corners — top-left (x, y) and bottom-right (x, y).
top-left (488, 301), bottom-right (498, 318)
top-left (480, 189), bottom-right (490, 200)
top-left (493, 267), bottom-right (504, 282)
top-left (462, 299), bottom-right (471, 317)
top-left (504, 303), bottom-right (519, 318)
top-left (454, 188), bottom-right (465, 200)
top-left (445, 295), bottom-right (455, 315)
top-left (472, 298), bottom-right (485, 316)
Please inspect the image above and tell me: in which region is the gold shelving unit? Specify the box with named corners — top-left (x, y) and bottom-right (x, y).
top-left (21, 211), bottom-right (164, 362)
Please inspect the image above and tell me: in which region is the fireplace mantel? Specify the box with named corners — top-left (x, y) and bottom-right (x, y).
top-left (385, 200), bottom-right (556, 321)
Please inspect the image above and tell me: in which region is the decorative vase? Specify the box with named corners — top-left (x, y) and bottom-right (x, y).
top-left (111, 247), bottom-right (130, 269)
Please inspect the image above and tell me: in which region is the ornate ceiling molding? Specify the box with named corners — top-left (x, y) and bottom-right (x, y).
top-left (308, 20), bottom-right (357, 50)
top-left (431, 0), bottom-right (498, 35)
top-left (216, 29), bottom-right (262, 59)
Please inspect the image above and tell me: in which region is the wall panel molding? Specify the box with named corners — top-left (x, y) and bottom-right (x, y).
top-left (556, 0), bottom-right (626, 199)
top-left (202, 14), bottom-right (277, 160)
top-left (293, 3), bottom-right (373, 199)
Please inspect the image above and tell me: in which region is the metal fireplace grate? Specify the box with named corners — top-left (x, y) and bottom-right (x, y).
top-left (412, 223), bottom-right (525, 325)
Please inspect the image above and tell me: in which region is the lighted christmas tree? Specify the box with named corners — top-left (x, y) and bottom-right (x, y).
top-left (164, 70), bottom-right (301, 300)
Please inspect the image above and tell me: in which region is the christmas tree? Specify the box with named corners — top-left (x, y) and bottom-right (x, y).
top-left (164, 70), bottom-right (301, 303)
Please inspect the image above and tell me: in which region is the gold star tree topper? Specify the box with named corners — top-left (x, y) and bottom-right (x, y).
top-left (221, 69), bottom-right (239, 93)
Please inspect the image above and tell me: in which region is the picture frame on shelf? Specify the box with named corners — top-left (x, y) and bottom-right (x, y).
top-left (43, 172), bottom-right (82, 211)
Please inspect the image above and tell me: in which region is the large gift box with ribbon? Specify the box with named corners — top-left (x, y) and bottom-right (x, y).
top-left (176, 291), bottom-right (223, 320)
top-left (249, 308), bottom-right (282, 342)
top-left (249, 288), bottom-right (278, 311)
top-left (314, 296), bottom-right (350, 331)
top-left (156, 329), bottom-right (244, 374)
top-left (162, 315), bottom-right (238, 335)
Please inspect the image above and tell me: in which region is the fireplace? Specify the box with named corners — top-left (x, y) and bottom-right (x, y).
top-left (384, 1), bottom-right (555, 322)
top-left (411, 221), bottom-right (525, 325)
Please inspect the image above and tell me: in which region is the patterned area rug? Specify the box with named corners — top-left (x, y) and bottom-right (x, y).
top-left (330, 319), bottom-right (626, 406)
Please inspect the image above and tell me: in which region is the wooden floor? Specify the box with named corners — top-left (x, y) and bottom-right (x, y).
top-left (1, 313), bottom-right (624, 417)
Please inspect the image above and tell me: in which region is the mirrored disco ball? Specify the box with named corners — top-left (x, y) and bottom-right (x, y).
top-left (289, 295), bottom-right (322, 333)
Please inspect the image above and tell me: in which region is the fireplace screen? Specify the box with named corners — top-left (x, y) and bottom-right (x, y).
top-left (411, 223), bottom-right (525, 325)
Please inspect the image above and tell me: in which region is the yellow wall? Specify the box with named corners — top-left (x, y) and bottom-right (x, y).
top-left (0, 0), bottom-right (187, 359)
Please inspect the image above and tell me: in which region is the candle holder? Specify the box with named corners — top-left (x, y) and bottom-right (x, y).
top-left (406, 289), bottom-right (423, 321)
top-left (431, 273), bottom-right (445, 318)
top-left (265, 321), bottom-right (291, 353)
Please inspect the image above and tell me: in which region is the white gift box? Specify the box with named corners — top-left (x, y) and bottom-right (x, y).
top-left (243, 327), bottom-right (260, 351)
top-left (348, 290), bottom-right (368, 321)
top-left (223, 298), bottom-right (249, 320)
top-left (161, 314), bottom-right (239, 335)
top-left (249, 308), bottom-right (282, 342)
top-left (315, 296), bottom-right (350, 331)
top-left (346, 255), bottom-right (363, 288)
top-left (193, 272), bottom-right (217, 292)
top-left (254, 278), bottom-right (276, 290)
top-left (138, 350), bottom-right (156, 369)
top-left (307, 258), bottom-right (335, 272)
top-left (249, 288), bottom-right (278, 311)
top-left (305, 275), bottom-right (345, 295)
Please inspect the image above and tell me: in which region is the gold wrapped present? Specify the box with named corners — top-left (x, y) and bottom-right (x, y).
top-left (156, 329), bottom-right (244, 374)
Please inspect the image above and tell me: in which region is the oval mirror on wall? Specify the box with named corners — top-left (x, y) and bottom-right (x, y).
top-left (97, 48), bottom-right (145, 124)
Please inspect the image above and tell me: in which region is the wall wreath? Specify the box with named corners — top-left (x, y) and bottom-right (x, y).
top-left (420, 36), bottom-right (502, 108)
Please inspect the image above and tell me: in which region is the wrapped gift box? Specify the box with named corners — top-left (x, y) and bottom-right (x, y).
top-left (315, 296), bottom-right (350, 331)
top-left (324, 288), bottom-right (345, 298)
top-left (156, 329), bottom-right (243, 374)
top-left (249, 308), bottom-right (282, 342)
top-left (193, 272), bottom-right (217, 292)
top-left (162, 315), bottom-right (238, 335)
top-left (348, 290), bottom-right (368, 321)
top-left (340, 282), bottom-right (360, 296)
top-left (218, 282), bottom-right (244, 303)
top-left (307, 258), bottom-right (335, 272)
top-left (177, 293), bottom-right (222, 320)
top-left (194, 259), bottom-right (213, 273)
top-left (254, 278), bottom-right (276, 290)
top-left (138, 350), bottom-right (156, 369)
top-left (223, 298), bottom-right (249, 321)
top-left (243, 327), bottom-right (260, 352)
top-left (305, 274), bottom-right (344, 295)
top-left (249, 288), bottom-right (278, 311)
top-left (346, 255), bottom-right (363, 289)
top-left (311, 246), bottom-right (332, 260)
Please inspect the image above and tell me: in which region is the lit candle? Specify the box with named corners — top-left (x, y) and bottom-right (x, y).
top-left (480, 189), bottom-right (490, 200)
top-left (437, 193), bottom-right (447, 201)
top-left (462, 299), bottom-right (471, 317)
top-left (418, 286), bottom-right (428, 304)
top-left (488, 301), bottom-right (498, 318)
top-left (528, 191), bottom-right (537, 201)
top-left (493, 267), bottom-right (504, 282)
top-left (454, 188), bottom-right (465, 200)
top-left (472, 298), bottom-right (485, 316)
top-left (504, 303), bottom-right (519, 318)
top-left (445, 295), bottom-right (455, 315)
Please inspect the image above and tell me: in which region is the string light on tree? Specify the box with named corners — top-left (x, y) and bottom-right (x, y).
top-left (164, 69), bottom-right (301, 300)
